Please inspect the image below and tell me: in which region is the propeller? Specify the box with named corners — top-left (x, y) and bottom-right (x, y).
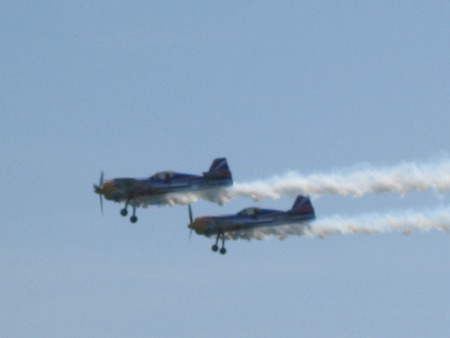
top-left (188, 204), bottom-right (194, 242)
top-left (188, 204), bottom-right (193, 223)
top-left (94, 171), bottom-right (104, 215)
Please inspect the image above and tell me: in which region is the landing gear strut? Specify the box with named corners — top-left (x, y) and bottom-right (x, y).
top-left (211, 232), bottom-right (226, 254)
top-left (120, 198), bottom-right (138, 223)
top-left (130, 206), bottom-right (137, 223)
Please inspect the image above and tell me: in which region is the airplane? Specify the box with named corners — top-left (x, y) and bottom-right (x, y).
top-left (94, 158), bottom-right (232, 223)
top-left (187, 195), bottom-right (315, 254)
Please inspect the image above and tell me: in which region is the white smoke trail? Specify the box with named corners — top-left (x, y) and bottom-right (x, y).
top-left (134, 189), bottom-right (229, 207)
top-left (225, 156), bottom-right (450, 200)
top-left (132, 156), bottom-right (450, 207)
top-left (226, 208), bottom-right (450, 241)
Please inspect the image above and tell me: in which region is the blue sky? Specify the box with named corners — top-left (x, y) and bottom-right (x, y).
top-left (2, 2), bottom-right (450, 337)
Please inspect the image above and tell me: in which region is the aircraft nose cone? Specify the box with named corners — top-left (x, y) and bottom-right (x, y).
top-left (188, 219), bottom-right (206, 234)
top-left (95, 181), bottom-right (117, 199)
top-left (188, 221), bottom-right (197, 228)
top-left (94, 185), bottom-right (102, 194)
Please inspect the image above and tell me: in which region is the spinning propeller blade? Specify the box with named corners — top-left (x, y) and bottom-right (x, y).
top-left (188, 204), bottom-right (193, 242)
top-left (99, 193), bottom-right (103, 216)
top-left (99, 171), bottom-right (104, 215)
top-left (93, 171), bottom-right (104, 216)
top-left (188, 204), bottom-right (193, 223)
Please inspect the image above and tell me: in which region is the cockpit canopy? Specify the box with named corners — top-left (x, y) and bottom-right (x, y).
top-left (150, 171), bottom-right (175, 180)
top-left (237, 207), bottom-right (260, 216)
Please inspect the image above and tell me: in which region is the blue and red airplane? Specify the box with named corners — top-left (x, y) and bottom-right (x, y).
top-left (188, 195), bottom-right (315, 254)
top-left (94, 158), bottom-right (232, 223)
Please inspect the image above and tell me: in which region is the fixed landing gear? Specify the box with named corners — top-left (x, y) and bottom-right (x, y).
top-left (120, 199), bottom-right (138, 223)
top-left (211, 233), bottom-right (227, 254)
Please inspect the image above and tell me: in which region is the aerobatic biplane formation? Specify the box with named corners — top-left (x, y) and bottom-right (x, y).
top-left (94, 157), bottom-right (316, 254)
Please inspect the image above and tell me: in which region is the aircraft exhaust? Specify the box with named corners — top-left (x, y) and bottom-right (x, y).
top-left (224, 207), bottom-right (450, 241)
top-left (129, 156), bottom-right (450, 209)
top-left (225, 156), bottom-right (450, 201)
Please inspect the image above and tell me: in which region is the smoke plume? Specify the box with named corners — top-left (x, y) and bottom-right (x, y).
top-left (226, 156), bottom-right (450, 201)
top-left (133, 156), bottom-right (450, 207)
top-left (226, 208), bottom-right (450, 240)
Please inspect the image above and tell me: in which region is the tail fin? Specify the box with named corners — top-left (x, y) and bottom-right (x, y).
top-left (204, 158), bottom-right (232, 180)
top-left (290, 195), bottom-right (315, 215)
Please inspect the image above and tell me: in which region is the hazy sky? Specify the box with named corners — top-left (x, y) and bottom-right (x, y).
top-left (2, 2), bottom-right (450, 337)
